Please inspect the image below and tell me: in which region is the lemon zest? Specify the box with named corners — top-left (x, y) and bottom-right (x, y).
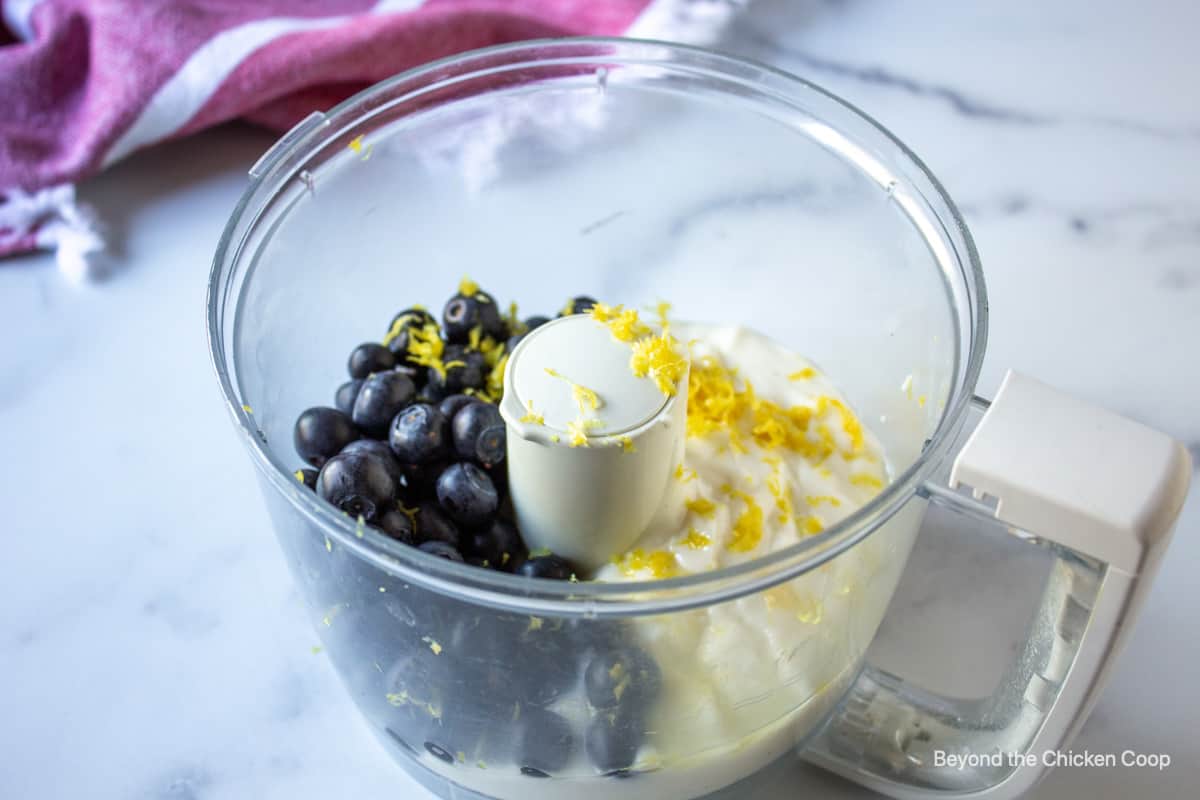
top-left (519, 400), bottom-right (545, 425)
top-left (615, 548), bottom-right (679, 578)
top-left (726, 490), bottom-right (764, 552)
top-left (850, 473), bottom-right (884, 490)
top-left (566, 417), bottom-right (602, 447)
top-left (788, 367), bottom-right (816, 381)
top-left (617, 435), bottom-right (636, 453)
top-left (630, 331), bottom-right (687, 395)
top-left (589, 303), bottom-right (652, 342)
top-left (406, 321), bottom-right (448, 378)
top-left (458, 276), bottom-right (479, 296)
top-left (682, 528), bottom-right (711, 549)
top-left (685, 497), bottom-right (717, 518)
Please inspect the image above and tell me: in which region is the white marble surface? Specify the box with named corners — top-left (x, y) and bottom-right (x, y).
top-left (2, 1), bottom-right (1198, 798)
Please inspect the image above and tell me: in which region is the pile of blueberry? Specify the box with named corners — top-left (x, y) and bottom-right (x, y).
top-left (292, 283), bottom-right (597, 576)
top-left (379, 608), bottom-right (663, 777)
top-left (293, 283), bottom-right (663, 778)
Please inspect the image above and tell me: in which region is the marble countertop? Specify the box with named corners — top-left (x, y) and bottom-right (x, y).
top-left (2, 1), bottom-right (1197, 798)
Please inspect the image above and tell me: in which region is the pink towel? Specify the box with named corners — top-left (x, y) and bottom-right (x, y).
top-left (0, 0), bottom-right (744, 280)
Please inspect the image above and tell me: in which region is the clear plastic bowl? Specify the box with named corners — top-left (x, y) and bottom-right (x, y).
top-left (207, 38), bottom-right (984, 800)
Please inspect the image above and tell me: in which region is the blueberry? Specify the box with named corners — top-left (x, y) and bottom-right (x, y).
top-left (506, 333), bottom-right (525, 354)
top-left (375, 509), bottom-right (416, 544)
top-left (294, 407), bottom-right (359, 467)
top-left (443, 292), bottom-right (504, 344)
top-left (560, 296), bottom-right (598, 316)
top-left (438, 393), bottom-right (475, 420)
top-left (585, 707), bottom-right (643, 774)
top-left (429, 345), bottom-right (485, 393)
top-left (584, 647), bottom-right (661, 711)
top-left (348, 342), bottom-right (396, 379)
top-left (514, 707), bottom-right (576, 776)
top-left (517, 555), bottom-right (575, 581)
top-left (418, 540), bottom-right (464, 562)
top-left (464, 519), bottom-right (527, 570)
top-left (436, 462), bottom-right (499, 527)
top-left (294, 468), bottom-right (318, 490)
top-left (416, 380), bottom-right (446, 404)
top-left (352, 370), bottom-right (416, 436)
top-left (317, 451), bottom-right (401, 521)
top-left (334, 379), bottom-right (363, 416)
top-left (389, 403), bottom-right (451, 465)
top-left (475, 426), bottom-right (506, 467)
top-left (451, 401), bottom-right (504, 461)
top-left (413, 500), bottom-right (460, 547)
top-left (393, 363), bottom-right (426, 387)
top-left (524, 315), bottom-right (550, 331)
top-left (340, 439), bottom-right (405, 488)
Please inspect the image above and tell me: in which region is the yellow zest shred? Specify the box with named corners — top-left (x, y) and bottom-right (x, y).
top-left (803, 516), bottom-right (824, 535)
top-left (617, 436), bottom-right (635, 453)
top-left (483, 353), bottom-right (507, 402)
top-left (630, 332), bottom-right (687, 395)
top-left (590, 303), bottom-right (652, 342)
top-left (382, 309), bottom-right (423, 347)
top-left (918, 394), bottom-right (928, 408)
top-left (242, 404), bottom-right (253, 414)
top-left (686, 354), bottom-right (871, 466)
top-left (805, 495), bottom-right (842, 507)
top-left (544, 367), bottom-right (601, 412)
top-left (674, 463), bottom-right (697, 482)
top-left (816, 396), bottom-right (865, 453)
top-left (422, 636), bottom-right (443, 655)
top-left (685, 497), bottom-right (717, 518)
top-left (406, 322), bottom-right (447, 377)
top-left (293, 469), bottom-right (304, 482)
top-left (505, 302), bottom-right (526, 335)
top-left (654, 300), bottom-right (671, 330)
top-left (518, 400), bottom-right (545, 425)
top-left (726, 490), bottom-right (764, 552)
top-left (566, 417), bottom-right (602, 447)
top-left (766, 468), bottom-right (794, 523)
top-left (850, 473), bottom-right (884, 490)
top-left (682, 528), bottom-right (711, 549)
top-left (615, 548), bottom-right (679, 579)
top-left (550, 434), bottom-right (560, 443)
top-left (458, 276), bottom-right (479, 296)
top-left (788, 367), bottom-right (816, 381)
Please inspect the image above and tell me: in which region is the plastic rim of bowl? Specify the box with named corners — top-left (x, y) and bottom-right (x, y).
top-left (207, 37), bottom-right (988, 618)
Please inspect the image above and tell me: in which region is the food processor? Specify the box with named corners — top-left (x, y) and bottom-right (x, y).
top-left (206, 39), bottom-right (1192, 799)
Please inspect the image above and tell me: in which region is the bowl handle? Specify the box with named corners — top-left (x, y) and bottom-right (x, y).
top-left (802, 370), bottom-right (1192, 799)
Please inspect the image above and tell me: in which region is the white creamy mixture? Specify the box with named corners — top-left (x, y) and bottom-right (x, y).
top-left (414, 322), bottom-right (918, 800)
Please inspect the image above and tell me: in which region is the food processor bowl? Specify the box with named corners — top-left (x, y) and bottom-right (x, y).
top-left (208, 39), bottom-right (1190, 800)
